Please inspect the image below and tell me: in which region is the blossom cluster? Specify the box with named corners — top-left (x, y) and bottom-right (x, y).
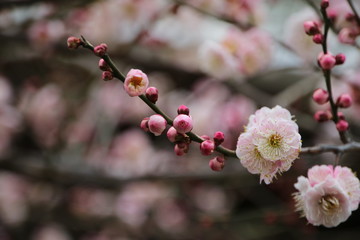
top-left (293, 165), bottom-right (360, 227)
top-left (236, 106), bottom-right (301, 184)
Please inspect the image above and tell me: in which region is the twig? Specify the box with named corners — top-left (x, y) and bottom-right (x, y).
top-left (347, 0), bottom-right (360, 27)
top-left (300, 141), bottom-right (360, 154)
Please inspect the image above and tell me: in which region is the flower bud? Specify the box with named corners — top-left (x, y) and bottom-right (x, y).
top-left (337, 93), bottom-right (352, 108)
top-left (314, 110), bottom-right (332, 122)
top-left (67, 36), bottom-right (82, 49)
top-left (94, 43), bottom-right (108, 56)
top-left (102, 71), bottom-right (113, 81)
top-left (337, 112), bottom-right (345, 120)
top-left (345, 13), bottom-right (355, 22)
top-left (312, 88), bottom-right (329, 105)
top-left (209, 156), bottom-right (225, 171)
top-left (303, 21), bottom-right (320, 35)
top-left (124, 69), bottom-right (149, 97)
top-left (201, 135), bottom-right (211, 141)
top-left (338, 28), bottom-right (357, 44)
top-left (312, 34), bottom-right (323, 44)
top-left (200, 140), bottom-right (215, 156)
top-left (335, 53), bottom-right (346, 65)
top-left (336, 120), bottom-right (349, 132)
top-left (174, 143), bottom-right (189, 156)
top-left (145, 87), bottom-right (158, 104)
top-left (321, 0), bottom-right (329, 9)
top-left (140, 117), bottom-right (149, 132)
top-left (148, 114), bottom-right (167, 136)
top-left (167, 127), bottom-right (177, 142)
top-left (318, 53), bottom-right (336, 70)
top-left (213, 131), bottom-right (225, 146)
top-left (177, 105), bottom-right (190, 115)
top-left (173, 114), bottom-right (193, 134)
top-left (99, 59), bottom-right (110, 71)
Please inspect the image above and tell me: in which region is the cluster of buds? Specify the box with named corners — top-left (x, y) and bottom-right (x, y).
top-left (313, 87), bottom-right (352, 131)
top-left (303, 21), bottom-right (323, 44)
top-left (317, 53), bottom-right (346, 70)
top-left (338, 12), bottom-right (360, 45)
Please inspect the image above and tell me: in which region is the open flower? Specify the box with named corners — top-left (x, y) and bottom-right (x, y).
top-left (293, 165), bottom-right (360, 227)
top-left (124, 69), bottom-right (149, 97)
top-left (236, 106), bottom-right (301, 184)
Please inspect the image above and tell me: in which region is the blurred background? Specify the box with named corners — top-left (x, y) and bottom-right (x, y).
top-left (1, 0), bottom-right (360, 239)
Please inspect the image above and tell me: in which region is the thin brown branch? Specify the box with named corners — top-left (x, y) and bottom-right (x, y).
top-left (300, 141), bottom-right (360, 154)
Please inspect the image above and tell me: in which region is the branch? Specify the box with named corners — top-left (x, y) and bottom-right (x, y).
top-left (300, 141), bottom-right (360, 154)
top-left (347, 0), bottom-right (360, 27)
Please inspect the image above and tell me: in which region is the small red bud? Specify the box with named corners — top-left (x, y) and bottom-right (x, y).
top-left (177, 105), bottom-right (190, 115)
top-left (336, 120), bottom-right (349, 132)
top-left (313, 88), bottom-right (329, 105)
top-left (314, 110), bottom-right (332, 122)
top-left (102, 71), bottom-right (113, 81)
top-left (213, 131), bottom-right (225, 146)
top-left (145, 87), bottom-right (159, 104)
top-left (140, 117), bottom-right (149, 132)
top-left (94, 43), bottom-right (108, 56)
top-left (335, 53), bottom-right (346, 65)
top-left (200, 140), bottom-right (215, 156)
top-left (345, 13), bottom-right (355, 22)
top-left (337, 112), bottom-right (345, 120)
top-left (327, 10), bottom-right (337, 22)
top-left (174, 143), bottom-right (189, 156)
top-left (321, 0), bottom-right (329, 9)
top-left (318, 53), bottom-right (336, 70)
top-left (209, 156), bottom-right (225, 172)
top-left (99, 59), bottom-right (110, 71)
top-left (337, 93), bottom-right (352, 108)
top-left (67, 36), bottom-right (82, 49)
top-left (303, 21), bottom-right (320, 35)
top-left (313, 34), bottom-right (323, 44)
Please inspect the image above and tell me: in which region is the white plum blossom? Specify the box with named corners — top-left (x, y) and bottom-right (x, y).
top-left (293, 165), bottom-right (360, 227)
top-left (236, 106), bottom-right (301, 184)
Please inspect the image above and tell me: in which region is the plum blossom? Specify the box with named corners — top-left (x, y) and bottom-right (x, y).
top-left (293, 165), bottom-right (360, 227)
top-left (124, 69), bottom-right (149, 97)
top-left (236, 106), bottom-right (301, 184)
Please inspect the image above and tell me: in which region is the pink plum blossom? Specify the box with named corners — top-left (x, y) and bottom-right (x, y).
top-left (294, 165), bottom-right (360, 227)
top-left (148, 114), bottom-right (167, 136)
top-left (236, 106), bottom-right (301, 184)
top-left (173, 114), bottom-right (193, 134)
top-left (124, 69), bottom-right (149, 97)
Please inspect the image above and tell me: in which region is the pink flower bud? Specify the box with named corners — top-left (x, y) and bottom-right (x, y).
top-left (94, 43), bottom-right (108, 56)
top-left (145, 87), bottom-right (158, 104)
top-left (312, 34), bottom-right (323, 44)
top-left (335, 53), bottom-right (346, 65)
top-left (177, 105), bottom-right (190, 115)
top-left (345, 13), bottom-right (355, 22)
top-left (99, 59), bottom-right (110, 71)
top-left (67, 36), bottom-right (82, 49)
top-left (167, 126), bottom-right (177, 142)
top-left (312, 88), bottom-right (329, 105)
top-left (174, 143), bottom-right (189, 156)
top-left (124, 69), bottom-right (149, 97)
top-left (173, 114), bottom-right (193, 134)
top-left (209, 156), bottom-right (225, 171)
top-left (200, 140), bottom-right (215, 156)
top-left (201, 135), bottom-right (211, 141)
top-left (140, 117), bottom-right (149, 132)
top-left (303, 21), bottom-right (320, 35)
top-left (148, 114), bottom-right (167, 136)
top-left (318, 53), bottom-right (336, 70)
top-left (314, 110), bottom-right (332, 122)
top-left (338, 28), bottom-right (358, 44)
top-left (337, 93), bottom-right (352, 108)
top-left (336, 120), bottom-right (349, 132)
top-left (327, 10), bottom-right (337, 22)
top-left (321, 0), bottom-right (329, 9)
top-left (102, 71), bottom-right (113, 81)
top-left (337, 112), bottom-right (345, 120)
top-left (213, 131), bottom-right (225, 146)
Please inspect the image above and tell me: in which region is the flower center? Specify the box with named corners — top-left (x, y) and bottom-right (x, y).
top-left (130, 75), bottom-right (143, 88)
top-left (268, 133), bottom-right (282, 148)
top-left (319, 195), bottom-right (340, 214)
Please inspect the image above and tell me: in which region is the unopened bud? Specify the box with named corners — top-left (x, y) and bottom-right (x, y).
top-left (213, 131), bottom-right (225, 146)
top-left (174, 143), bottom-right (189, 156)
top-left (336, 120), bottom-right (349, 132)
top-left (148, 114), bottom-right (167, 136)
top-left (313, 34), bottom-right (323, 44)
top-left (303, 21), bottom-right (320, 35)
top-left (337, 93), bottom-right (352, 108)
top-left (314, 110), bottom-right (332, 122)
top-left (173, 114), bottom-right (193, 134)
top-left (146, 87), bottom-right (159, 104)
top-left (318, 53), bottom-right (336, 70)
top-left (177, 105), bottom-right (190, 115)
top-left (94, 43), bottom-right (108, 56)
top-left (99, 59), bottom-right (110, 71)
top-left (102, 71), bottom-right (113, 81)
top-left (209, 156), bottom-right (225, 171)
top-left (167, 127), bottom-right (178, 142)
top-left (140, 117), bottom-right (149, 132)
top-left (200, 140), bottom-right (215, 156)
top-left (321, 0), bottom-right (329, 9)
top-left (67, 36), bottom-right (82, 49)
top-left (337, 112), bottom-right (345, 120)
top-left (201, 135), bottom-right (211, 141)
top-left (313, 88), bottom-right (329, 105)
top-left (335, 53), bottom-right (346, 65)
